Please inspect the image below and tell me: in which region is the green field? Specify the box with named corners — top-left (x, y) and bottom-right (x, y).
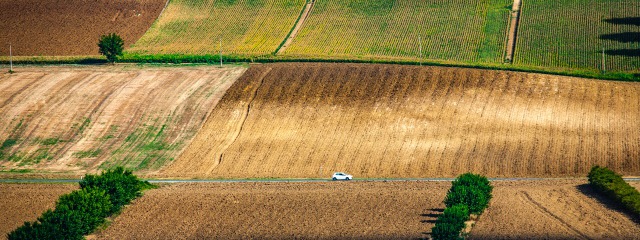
top-left (281, 0), bottom-right (512, 63)
top-left (515, 0), bottom-right (640, 71)
top-left (128, 0), bottom-right (306, 56)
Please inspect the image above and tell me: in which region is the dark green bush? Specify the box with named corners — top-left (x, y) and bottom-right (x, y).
top-left (588, 165), bottom-right (640, 216)
top-left (7, 187), bottom-right (112, 240)
top-left (8, 167), bottom-right (154, 240)
top-left (444, 173), bottom-right (492, 214)
top-left (80, 166), bottom-right (154, 213)
top-left (431, 204), bottom-right (469, 240)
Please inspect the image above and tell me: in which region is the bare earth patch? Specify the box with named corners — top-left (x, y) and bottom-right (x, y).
top-left (95, 181), bottom-right (449, 240)
top-left (0, 183), bottom-right (77, 239)
top-left (470, 180), bottom-right (640, 239)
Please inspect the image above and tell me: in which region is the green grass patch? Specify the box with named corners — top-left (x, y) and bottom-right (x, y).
top-left (73, 149), bottom-right (102, 159)
top-left (39, 138), bottom-right (61, 146)
top-left (1, 138), bottom-right (18, 150)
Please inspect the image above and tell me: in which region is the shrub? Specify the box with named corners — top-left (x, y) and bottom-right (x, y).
top-left (98, 33), bottom-right (124, 63)
top-left (80, 166), bottom-right (154, 213)
top-left (431, 204), bottom-right (469, 240)
top-left (588, 165), bottom-right (640, 216)
top-left (7, 187), bottom-right (112, 240)
top-left (444, 173), bottom-right (493, 214)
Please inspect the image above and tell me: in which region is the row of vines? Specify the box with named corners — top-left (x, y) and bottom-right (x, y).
top-left (128, 0), bottom-right (305, 56)
top-left (515, 0), bottom-right (640, 71)
top-left (282, 0), bottom-right (512, 63)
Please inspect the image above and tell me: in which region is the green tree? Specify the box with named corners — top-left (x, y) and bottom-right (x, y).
top-left (98, 33), bottom-right (124, 63)
top-left (431, 204), bottom-right (469, 240)
top-left (80, 166), bottom-right (153, 213)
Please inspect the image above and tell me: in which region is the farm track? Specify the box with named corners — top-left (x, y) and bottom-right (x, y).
top-left (0, 0), bottom-right (166, 56)
top-left (0, 65), bottom-right (245, 174)
top-left (163, 62), bottom-right (640, 179)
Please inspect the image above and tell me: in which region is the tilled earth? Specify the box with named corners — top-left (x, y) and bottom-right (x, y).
top-left (0, 0), bottom-right (166, 56)
top-left (94, 181), bottom-right (450, 240)
top-left (470, 180), bottom-right (640, 239)
top-left (0, 183), bottom-right (77, 239)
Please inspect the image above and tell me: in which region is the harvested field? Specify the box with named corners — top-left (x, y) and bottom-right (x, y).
top-left (0, 65), bottom-right (245, 175)
top-left (164, 63), bottom-right (640, 178)
top-left (470, 180), bottom-right (640, 239)
top-left (0, 183), bottom-right (77, 239)
top-left (0, 0), bottom-right (166, 56)
top-left (94, 181), bottom-right (449, 239)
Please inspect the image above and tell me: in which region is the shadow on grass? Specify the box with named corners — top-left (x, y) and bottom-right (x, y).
top-left (576, 184), bottom-right (640, 224)
top-left (599, 32), bottom-right (640, 43)
top-left (604, 17), bottom-right (640, 26)
top-left (605, 49), bottom-right (640, 57)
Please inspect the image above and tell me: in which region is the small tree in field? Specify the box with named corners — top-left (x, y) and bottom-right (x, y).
top-left (98, 33), bottom-right (124, 63)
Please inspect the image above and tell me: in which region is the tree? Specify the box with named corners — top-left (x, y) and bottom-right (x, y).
top-left (431, 204), bottom-right (469, 240)
top-left (98, 33), bottom-right (124, 63)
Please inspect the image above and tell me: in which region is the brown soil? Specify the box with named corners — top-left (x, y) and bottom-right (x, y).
top-left (0, 0), bottom-right (166, 56)
top-left (0, 65), bottom-right (245, 175)
top-left (94, 181), bottom-right (449, 240)
top-left (0, 183), bottom-right (77, 239)
top-left (164, 63), bottom-right (640, 178)
top-left (470, 180), bottom-right (640, 239)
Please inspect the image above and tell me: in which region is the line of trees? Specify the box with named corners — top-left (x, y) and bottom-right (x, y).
top-left (432, 173), bottom-right (493, 240)
top-left (8, 167), bottom-right (155, 240)
top-left (588, 165), bottom-right (640, 216)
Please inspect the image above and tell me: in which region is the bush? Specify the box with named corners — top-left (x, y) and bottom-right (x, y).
top-left (80, 166), bottom-right (154, 213)
top-left (431, 204), bottom-right (469, 240)
top-left (444, 173), bottom-right (493, 214)
top-left (588, 165), bottom-right (640, 216)
top-left (98, 33), bottom-right (124, 63)
top-left (8, 167), bottom-right (154, 240)
top-left (7, 187), bottom-right (112, 240)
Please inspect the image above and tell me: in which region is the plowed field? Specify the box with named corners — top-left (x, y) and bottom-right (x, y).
top-left (0, 0), bottom-right (166, 56)
top-left (0, 66), bottom-right (245, 175)
top-left (0, 183), bottom-right (77, 239)
top-left (94, 181), bottom-right (449, 239)
top-left (470, 180), bottom-right (640, 239)
top-left (164, 63), bottom-right (640, 178)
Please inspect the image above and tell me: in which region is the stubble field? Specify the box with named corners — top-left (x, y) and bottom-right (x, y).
top-left (164, 63), bottom-right (640, 179)
top-left (0, 66), bottom-right (244, 175)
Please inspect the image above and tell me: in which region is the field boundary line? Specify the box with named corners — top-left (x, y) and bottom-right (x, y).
top-left (207, 67), bottom-right (272, 173)
top-left (520, 191), bottom-right (591, 239)
top-left (275, 0), bottom-right (315, 55)
top-left (505, 0), bottom-right (522, 62)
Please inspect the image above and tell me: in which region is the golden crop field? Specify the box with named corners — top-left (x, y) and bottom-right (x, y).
top-left (128, 0), bottom-right (306, 56)
top-left (163, 63), bottom-right (640, 179)
top-left (282, 0), bottom-right (512, 63)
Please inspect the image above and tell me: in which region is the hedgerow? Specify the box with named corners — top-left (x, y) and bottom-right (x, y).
top-left (588, 165), bottom-right (640, 216)
top-left (432, 173), bottom-right (493, 240)
top-left (7, 167), bottom-right (154, 240)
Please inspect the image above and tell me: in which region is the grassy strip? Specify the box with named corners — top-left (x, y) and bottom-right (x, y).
top-left (2, 54), bottom-right (638, 82)
top-left (588, 166), bottom-right (640, 217)
top-left (7, 167), bottom-right (155, 240)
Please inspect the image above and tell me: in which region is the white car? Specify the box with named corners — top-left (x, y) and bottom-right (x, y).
top-left (332, 172), bottom-right (353, 181)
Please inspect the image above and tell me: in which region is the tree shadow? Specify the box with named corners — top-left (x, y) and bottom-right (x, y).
top-left (576, 184), bottom-right (640, 223)
top-left (600, 32), bottom-right (640, 43)
top-left (605, 49), bottom-right (640, 57)
top-left (604, 17), bottom-right (640, 26)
